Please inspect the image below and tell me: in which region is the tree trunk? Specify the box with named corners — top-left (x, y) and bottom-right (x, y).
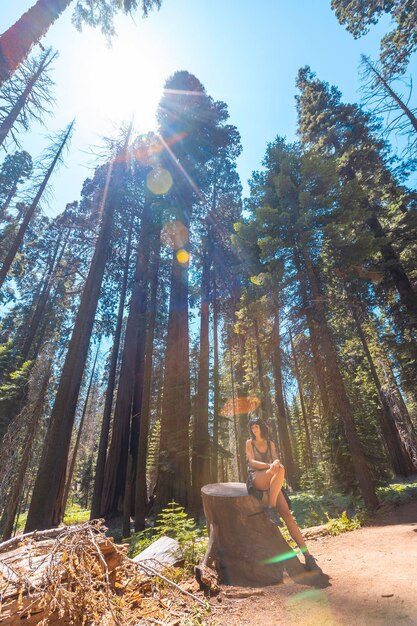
top-left (123, 212), bottom-right (157, 532)
top-left (90, 216), bottom-right (133, 520)
top-left (363, 56), bottom-right (417, 135)
top-left (24, 157), bottom-right (119, 532)
top-left (253, 317), bottom-right (268, 416)
top-left (348, 294), bottom-right (417, 474)
top-left (20, 227), bottom-right (68, 361)
top-left (60, 343), bottom-right (100, 519)
top-left (301, 246), bottom-right (379, 509)
top-left (367, 212), bottom-right (417, 329)
top-left (211, 269), bottom-right (220, 483)
top-left (0, 121), bottom-right (73, 290)
top-left (0, 49), bottom-right (56, 148)
top-left (252, 317), bottom-right (279, 456)
top-left (294, 247), bottom-right (334, 432)
top-left (102, 200), bottom-right (152, 518)
top-left (228, 338), bottom-right (242, 481)
top-left (200, 483), bottom-right (302, 586)
top-left (271, 308), bottom-right (299, 489)
top-left (192, 242), bottom-right (211, 514)
top-left (156, 209), bottom-right (191, 510)
top-left (233, 331), bottom-right (250, 482)
top-left (293, 240), bottom-right (353, 483)
top-left (0, 184), bottom-right (18, 222)
top-left (289, 327), bottom-right (313, 468)
top-left (134, 223), bottom-right (162, 531)
top-left (0, 0), bottom-right (72, 87)
top-left (2, 363), bottom-right (50, 540)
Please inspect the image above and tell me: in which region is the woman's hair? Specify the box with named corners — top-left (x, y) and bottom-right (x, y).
top-left (248, 416), bottom-right (270, 440)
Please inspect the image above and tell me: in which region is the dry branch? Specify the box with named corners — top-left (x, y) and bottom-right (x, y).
top-left (0, 528), bottom-right (63, 554)
top-left (0, 520), bottom-right (209, 625)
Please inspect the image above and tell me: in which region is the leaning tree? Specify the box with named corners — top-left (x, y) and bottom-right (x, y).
top-left (0, 0), bottom-right (162, 87)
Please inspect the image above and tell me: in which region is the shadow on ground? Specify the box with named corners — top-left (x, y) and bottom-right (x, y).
top-left (284, 556), bottom-right (331, 589)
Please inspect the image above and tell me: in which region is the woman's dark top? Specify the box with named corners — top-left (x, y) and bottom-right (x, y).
top-left (246, 439), bottom-right (292, 509)
top-left (247, 439), bottom-right (273, 476)
top-left (246, 439), bottom-right (273, 499)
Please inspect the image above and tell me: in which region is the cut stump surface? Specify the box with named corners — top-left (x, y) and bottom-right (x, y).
top-left (200, 482), bottom-right (297, 587)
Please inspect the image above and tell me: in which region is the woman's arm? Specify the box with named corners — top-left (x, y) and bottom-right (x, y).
top-left (270, 441), bottom-right (279, 462)
top-left (246, 440), bottom-right (271, 470)
top-left (270, 441), bottom-right (283, 467)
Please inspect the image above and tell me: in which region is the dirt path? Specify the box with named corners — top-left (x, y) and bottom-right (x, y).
top-left (207, 500), bottom-right (417, 626)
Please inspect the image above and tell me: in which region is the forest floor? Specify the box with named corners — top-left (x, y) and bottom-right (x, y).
top-left (203, 499), bottom-right (417, 626)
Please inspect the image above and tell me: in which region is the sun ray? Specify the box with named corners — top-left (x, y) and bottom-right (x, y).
top-left (157, 132), bottom-right (205, 201)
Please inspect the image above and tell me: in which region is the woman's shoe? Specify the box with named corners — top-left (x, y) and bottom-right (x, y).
top-left (304, 554), bottom-right (321, 572)
top-left (266, 507), bottom-right (281, 524)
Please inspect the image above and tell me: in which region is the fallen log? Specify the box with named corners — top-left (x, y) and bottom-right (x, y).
top-left (0, 522), bottom-right (128, 625)
top-left (0, 528), bottom-right (64, 554)
top-left (198, 482), bottom-right (299, 587)
top-left (133, 535), bottom-right (182, 572)
top-left (0, 522), bottom-right (214, 625)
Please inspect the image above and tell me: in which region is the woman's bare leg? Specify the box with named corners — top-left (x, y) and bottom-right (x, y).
top-left (268, 466), bottom-right (285, 508)
top-left (252, 465), bottom-right (285, 508)
top-left (276, 490), bottom-right (308, 553)
top-left (252, 466), bottom-right (276, 491)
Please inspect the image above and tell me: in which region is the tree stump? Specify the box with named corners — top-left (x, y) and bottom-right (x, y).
top-left (199, 482), bottom-right (297, 587)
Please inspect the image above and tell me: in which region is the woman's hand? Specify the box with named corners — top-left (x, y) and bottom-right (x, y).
top-left (269, 459), bottom-right (282, 473)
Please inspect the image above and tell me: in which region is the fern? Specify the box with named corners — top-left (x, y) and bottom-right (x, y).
top-left (325, 510), bottom-right (362, 535)
top-left (128, 501), bottom-right (208, 573)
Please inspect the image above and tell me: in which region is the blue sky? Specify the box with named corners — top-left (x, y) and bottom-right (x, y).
top-left (1, 1), bottom-right (397, 213)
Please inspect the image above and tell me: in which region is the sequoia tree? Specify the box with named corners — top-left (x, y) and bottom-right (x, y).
top-left (331, 0), bottom-right (417, 75)
top-left (296, 67), bottom-right (417, 332)
top-left (0, 0), bottom-right (162, 87)
top-left (25, 129), bottom-right (132, 531)
top-left (0, 122), bottom-right (73, 291)
top-left (156, 71), bottom-right (240, 511)
top-left (241, 138), bottom-right (379, 508)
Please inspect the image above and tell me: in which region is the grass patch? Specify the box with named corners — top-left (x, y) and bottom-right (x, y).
top-left (63, 504), bottom-right (90, 525)
top-left (377, 480), bottom-right (417, 505)
top-left (289, 477), bottom-right (417, 531)
top-left (14, 511), bottom-right (28, 533)
top-left (290, 492), bottom-right (355, 528)
top-left (12, 504), bottom-right (90, 534)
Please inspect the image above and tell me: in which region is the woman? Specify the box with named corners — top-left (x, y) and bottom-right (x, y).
top-left (246, 416), bottom-right (319, 571)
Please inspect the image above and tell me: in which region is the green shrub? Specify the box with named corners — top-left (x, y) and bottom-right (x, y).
top-left (128, 527), bottom-right (155, 556)
top-left (325, 510), bottom-right (362, 535)
top-left (377, 481), bottom-right (417, 505)
top-left (128, 501), bottom-right (208, 575)
top-left (289, 478), bottom-right (417, 532)
top-left (299, 462), bottom-right (335, 495)
top-left (290, 491), bottom-right (354, 527)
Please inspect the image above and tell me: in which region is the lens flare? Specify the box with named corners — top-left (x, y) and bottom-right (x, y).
top-left (146, 167), bottom-right (173, 195)
top-left (250, 275), bottom-right (263, 286)
top-left (263, 550), bottom-right (301, 564)
top-left (176, 249), bottom-right (189, 264)
top-left (287, 589), bottom-right (336, 625)
top-left (220, 395), bottom-right (261, 417)
top-left (161, 220), bottom-right (189, 249)
top-left (134, 136), bottom-right (164, 165)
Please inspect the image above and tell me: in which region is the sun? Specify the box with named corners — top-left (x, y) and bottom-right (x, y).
top-left (72, 23), bottom-right (170, 135)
